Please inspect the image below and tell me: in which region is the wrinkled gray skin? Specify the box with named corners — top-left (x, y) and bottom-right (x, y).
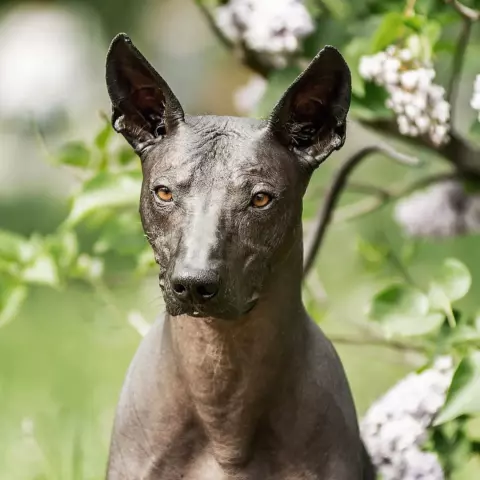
top-left (105, 34), bottom-right (375, 480)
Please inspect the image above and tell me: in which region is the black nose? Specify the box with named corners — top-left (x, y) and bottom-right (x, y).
top-left (171, 269), bottom-right (220, 303)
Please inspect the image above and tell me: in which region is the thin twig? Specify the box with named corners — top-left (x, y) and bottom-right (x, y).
top-left (346, 182), bottom-right (392, 198)
top-left (196, 1), bottom-right (234, 49)
top-left (302, 144), bottom-right (418, 277)
top-left (196, 1), bottom-right (272, 77)
top-left (446, 0), bottom-right (480, 21)
top-left (358, 119), bottom-right (480, 175)
top-left (333, 196), bottom-right (386, 222)
top-left (333, 172), bottom-right (461, 223)
top-left (380, 233), bottom-right (418, 287)
top-left (328, 333), bottom-right (426, 353)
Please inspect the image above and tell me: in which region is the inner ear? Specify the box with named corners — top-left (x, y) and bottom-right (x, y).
top-left (268, 46), bottom-right (351, 167)
top-left (287, 80), bottom-right (339, 149)
top-left (113, 67), bottom-right (167, 137)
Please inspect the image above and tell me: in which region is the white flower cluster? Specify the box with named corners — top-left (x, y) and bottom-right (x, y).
top-left (394, 180), bottom-right (480, 238)
top-left (361, 356), bottom-right (454, 480)
top-left (359, 46), bottom-right (450, 146)
top-left (471, 75), bottom-right (480, 122)
top-left (215, 0), bottom-right (315, 68)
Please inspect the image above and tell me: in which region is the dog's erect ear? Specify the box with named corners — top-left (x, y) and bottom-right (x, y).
top-left (106, 33), bottom-right (184, 151)
top-left (268, 46), bottom-right (351, 169)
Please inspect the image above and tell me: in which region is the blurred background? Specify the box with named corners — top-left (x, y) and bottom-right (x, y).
top-left (0, 0), bottom-right (479, 478)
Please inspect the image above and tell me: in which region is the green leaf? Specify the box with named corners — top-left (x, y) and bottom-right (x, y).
top-left (0, 280), bottom-right (28, 328)
top-left (94, 122), bottom-right (113, 152)
top-left (371, 12), bottom-right (405, 52)
top-left (356, 237), bottom-right (389, 270)
top-left (449, 325), bottom-right (480, 346)
top-left (368, 284), bottom-right (437, 337)
top-left (93, 213), bottom-right (145, 256)
top-left (0, 229), bottom-right (29, 262)
top-left (435, 352), bottom-right (480, 425)
top-left (433, 258), bottom-right (472, 303)
top-left (71, 255), bottom-right (104, 282)
top-left (350, 84), bottom-right (393, 121)
top-left (428, 283), bottom-right (456, 327)
top-left (136, 247), bottom-right (157, 276)
top-left (0, 258), bottom-right (19, 277)
top-left (117, 146), bottom-right (137, 166)
top-left (65, 171), bottom-right (142, 227)
top-left (21, 253), bottom-right (59, 287)
top-left (57, 142), bottom-right (90, 168)
top-left (403, 15), bottom-right (426, 32)
top-left (46, 231), bottom-right (79, 270)
top-left (422, 19), bottom-right (441, 50)
top-left (434, 40), bottom-right (457, 54)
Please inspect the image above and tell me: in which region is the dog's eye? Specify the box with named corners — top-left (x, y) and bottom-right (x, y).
top-left (251, 192), bottom-right (272, 208)
top-left (155, 186), bottom-right (173, 202)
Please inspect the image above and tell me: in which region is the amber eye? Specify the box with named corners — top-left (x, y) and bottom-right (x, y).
top-left (251, 192), bottom-right (272, 208)
top-left (155, 186), bottom-right (173, 202)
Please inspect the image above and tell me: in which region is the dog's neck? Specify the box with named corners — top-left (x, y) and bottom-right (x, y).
top-left (164, 239), bottom-right (306, 468)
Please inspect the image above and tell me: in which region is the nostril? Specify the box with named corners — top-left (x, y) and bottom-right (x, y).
top-left (197, 283), bottom-right (219, 299)
top-left (173, 283), bottom-right (187, 296)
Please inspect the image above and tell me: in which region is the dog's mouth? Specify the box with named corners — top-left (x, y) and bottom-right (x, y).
top-left (163, 291), bottom-right (260, 320)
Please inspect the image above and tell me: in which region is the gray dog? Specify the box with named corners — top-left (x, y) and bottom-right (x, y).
top-left (105, 33), bottom-right (375, 480)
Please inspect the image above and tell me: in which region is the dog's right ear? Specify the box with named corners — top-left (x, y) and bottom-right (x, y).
top-left (267, 46), bottom-right (351, 170)
top-left (105, 33), bottom-right (185, 151)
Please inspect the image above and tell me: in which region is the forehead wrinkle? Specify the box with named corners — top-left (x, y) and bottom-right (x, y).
top-left (189, 115), bottom-right (256, 139)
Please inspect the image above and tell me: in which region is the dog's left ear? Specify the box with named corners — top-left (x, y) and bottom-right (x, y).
top-left (268, 46), bottom-right (351, 169)
top-left (105, 33), bottom-right (184, 151)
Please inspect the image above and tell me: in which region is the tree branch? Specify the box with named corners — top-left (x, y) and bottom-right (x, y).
top-left (446, 0), bottom-right (480, 21)
top-left (302, 144), bottom-right (418, 277)
top-left (196, 1), bottom-right (272, 77)
top-left (357, 119), bottom-right (480, 175)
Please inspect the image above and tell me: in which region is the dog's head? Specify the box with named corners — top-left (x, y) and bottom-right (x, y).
top-left (106, 34), bottom-right (351, 320)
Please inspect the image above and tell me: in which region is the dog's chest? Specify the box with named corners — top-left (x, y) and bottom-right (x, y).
top-left (155, 448), bottom-right (321, 480)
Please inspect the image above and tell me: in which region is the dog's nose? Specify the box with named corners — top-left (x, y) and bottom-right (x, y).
top-left (171, 270), bottom-right (220, 303)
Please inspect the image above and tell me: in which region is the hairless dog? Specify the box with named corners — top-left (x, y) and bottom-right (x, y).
top-left (105, 33), bottom-right (375, 480)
